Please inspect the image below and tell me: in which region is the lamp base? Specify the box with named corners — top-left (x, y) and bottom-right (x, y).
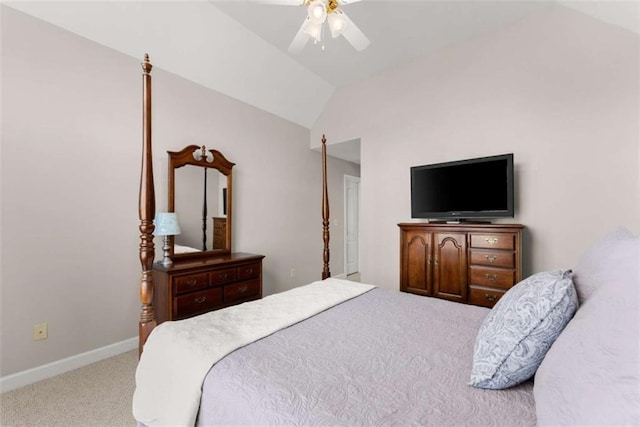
top-left (162, 236), bottom-right (173, 267)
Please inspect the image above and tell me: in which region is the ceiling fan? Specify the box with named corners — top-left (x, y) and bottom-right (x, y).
top-left (258, 0), bottom-right (370, 53)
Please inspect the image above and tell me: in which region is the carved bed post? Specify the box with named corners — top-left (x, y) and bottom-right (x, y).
top-left (202, 168), bottom-right (208, 251)
top-left (322, 135), bottom-right (331, 280)
top-left (139, 54), bottom-right (156, 356)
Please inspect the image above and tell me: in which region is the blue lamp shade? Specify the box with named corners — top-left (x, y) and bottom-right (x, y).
top-left (154, 212), bottom-right (181, 236)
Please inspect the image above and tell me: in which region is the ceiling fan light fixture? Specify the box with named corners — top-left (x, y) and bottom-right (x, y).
top-left (307, 0), bottom-right (327, 24)
top-left (302, 19), bottom-right (322, 42)
top-left (327, 10), bottom-right (348, 38)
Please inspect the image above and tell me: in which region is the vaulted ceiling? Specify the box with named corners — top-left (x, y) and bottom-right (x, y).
top-left (6, 0), bottom-right (639, 132)
top-left (213, 0), bottom-right (554, 88)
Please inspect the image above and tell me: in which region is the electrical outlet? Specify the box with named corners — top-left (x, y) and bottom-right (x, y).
top-left (290, 268), bottom-right (296, 278)
top-left (33, 323), bottom-right (48, 341)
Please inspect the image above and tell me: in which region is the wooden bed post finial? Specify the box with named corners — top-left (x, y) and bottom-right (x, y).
top-left (139, 53), bottom-right (157, 356)
top-left (321, 134), bottom-right (331, 280)
top-left (142, 53), bottom-right (152, 73)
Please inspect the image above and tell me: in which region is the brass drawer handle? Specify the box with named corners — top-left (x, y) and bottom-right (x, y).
top-left (186, 280), bottom-right (198, 287)
top-left (485, 255), bottom-right (498, 263)
top-left (485, 294), bottom-right (498, 302)
top-left (244, 268), bottom-right (254, 274)
top-left (194, 297), bottom-right (207, 304)
top-left (238, 285), bottom-right (248, 293)
top-left (218, 273), bottom-right (228, 280)
top-left (485, 237), bottom-right (498, 246)
top-left (485, 274), bottom-right (498, 281)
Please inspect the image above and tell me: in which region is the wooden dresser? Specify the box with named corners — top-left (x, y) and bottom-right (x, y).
top-left (398, 223), bottom-right (524, 308)
top-left (152, 253), bottom-right (265, 323)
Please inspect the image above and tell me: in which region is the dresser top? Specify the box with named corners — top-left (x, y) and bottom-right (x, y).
top-left (153, 252), bottom-right (265, 272)
top-left (398, 222), bottom-right (524, 230)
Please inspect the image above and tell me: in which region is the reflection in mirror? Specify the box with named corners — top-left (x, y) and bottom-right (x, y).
top-left (168, 145), bottom-right (234, 260)
top-left (174, 166), bottom-right (227, 253)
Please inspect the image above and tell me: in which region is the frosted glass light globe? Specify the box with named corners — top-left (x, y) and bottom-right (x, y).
top-left (303, 19), bottom-right (322, 42)
top-left (327, 11), bottom-right (348, 38)
top-left (307, 0), bottom-right (327, 24)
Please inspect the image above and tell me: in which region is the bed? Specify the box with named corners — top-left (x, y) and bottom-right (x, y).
top-left (133, 55), bottom-right (639, 426)
top-left (173, 244), bottom-right (202, 255)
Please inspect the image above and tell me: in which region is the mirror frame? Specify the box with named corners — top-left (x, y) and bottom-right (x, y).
top-left (167, 145), bottom-right (234, 259)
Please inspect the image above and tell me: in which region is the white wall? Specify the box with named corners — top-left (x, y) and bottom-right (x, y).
top-left (0, 6), bottom-right (357, 377)
top-left (4, 1), bottom-right (334, 129)
top-left (313, 5), bottom-right (640, 289)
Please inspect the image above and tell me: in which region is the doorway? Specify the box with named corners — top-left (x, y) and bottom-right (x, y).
top-left (344, 175), bottom-right (360, 277)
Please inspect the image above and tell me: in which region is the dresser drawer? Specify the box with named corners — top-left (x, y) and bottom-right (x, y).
top-left (469, 250), bottom-right (515, 268)
top-left (210, 268), bottom-right (237, 286)
top-left (224, 279), bottom-right (261, 303)
top-left (469, 266), bottom-right (515, 290)
top-left (237, 263), bottom-right (260, 280)
top-left (173, 273), bottom-right (209, 294)
top-left (470, 234), bottom-right (515, 250)
top-left (469, 286), bottom-right (505, 308)
top-left (175, 288), bottom-right (223, 319)
top-left (153, 253), bottom-right (265, 324)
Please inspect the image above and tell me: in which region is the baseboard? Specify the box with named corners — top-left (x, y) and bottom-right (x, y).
top-left (0, 336), bottom-right (137, 393)
top-left (334, 273), bottom-right (347, 279)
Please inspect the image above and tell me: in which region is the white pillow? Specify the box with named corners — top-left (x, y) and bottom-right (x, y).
top-left (470, 269), bottom-right (578, 389)
top-left (572, 226), bottom-right (635, 304)
top-left (534, 235), bottom-right (640, 425)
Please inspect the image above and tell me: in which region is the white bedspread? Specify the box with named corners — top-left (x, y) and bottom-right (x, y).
top-left (132, 278), bottom-right (375, 427)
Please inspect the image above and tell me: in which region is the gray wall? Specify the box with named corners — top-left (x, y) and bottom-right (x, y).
top-left (0, 6), bottom-right (358, 376)
top-left (313, 5), bottom-right (640, 289)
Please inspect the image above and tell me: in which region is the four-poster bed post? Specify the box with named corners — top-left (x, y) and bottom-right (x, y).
top-left (138, 54), bottom-right (156, 355)
top-left (137, 55), bottom-right (332, 355)
top-left (321, 135), bottom-right (331, 280)
top-left (202, 168), bottom-right (208, 251)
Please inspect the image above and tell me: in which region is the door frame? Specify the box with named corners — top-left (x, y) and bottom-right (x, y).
top-left (343, 174), bottom-right (361, 276)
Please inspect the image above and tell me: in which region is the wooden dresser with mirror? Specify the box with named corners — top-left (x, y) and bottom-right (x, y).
top-left (152, 145), bottom-right (264, 323)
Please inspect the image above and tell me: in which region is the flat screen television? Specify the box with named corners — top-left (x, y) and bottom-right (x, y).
top-left (410, 153), bottom-right (514, 221)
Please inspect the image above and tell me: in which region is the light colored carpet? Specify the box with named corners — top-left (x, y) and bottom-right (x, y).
top-left (0, 350), bottom-right (137, 426)
top-left (346, 272), bottom-right (361, 282)
top-left (1, 278), bottom-right (362, 426)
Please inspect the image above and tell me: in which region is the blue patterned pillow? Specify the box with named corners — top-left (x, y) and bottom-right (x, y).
top-left (470, 269), bottom-right (578, 389)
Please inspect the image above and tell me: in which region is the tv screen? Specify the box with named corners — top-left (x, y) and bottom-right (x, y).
top-left (411, 153), bottom-right (514, 220)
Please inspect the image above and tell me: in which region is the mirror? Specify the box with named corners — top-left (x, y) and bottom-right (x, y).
top-left (168, 145), bottom-right (234, 259)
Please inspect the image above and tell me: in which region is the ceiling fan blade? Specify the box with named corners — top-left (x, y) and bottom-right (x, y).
top-left (245, 0), bottom-right (359, 5)
top-left (341, 12), bottom-right (370, 51)
top-left (288, 19), bottom-right (311, 54)
top-left (247, 0), bottom-right (306, 4)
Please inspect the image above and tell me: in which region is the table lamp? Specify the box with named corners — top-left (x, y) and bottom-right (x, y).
top-left (154, 212), bottom-right (182, 267)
